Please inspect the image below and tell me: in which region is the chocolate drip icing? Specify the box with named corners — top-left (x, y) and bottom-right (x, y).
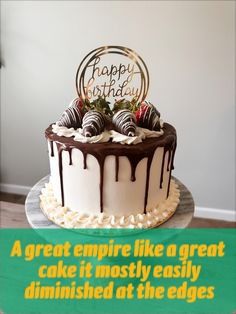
top-left (99, 157), bottom-right (105, 213)
top-left (49, 141), bottom-right (54, 157)
top-left (127, 156), bottom-right (141, 182)
top-left (160, 147), bottom-right (168, 189)
top-left (115, 156), bottom-right (119, 182)
top-left (144, 150), bottom-right (155, 214)
top-left (171, 141), bottom-right (177, 170)
top-left (166, 140), bottom-right (177, 198)
top-left (166, 167), bottom-right (172, 198)
top-left (83, 152), bottom-right (87, 169)
top-left (159, 140), bottom-right (176, 190)
top-left (160, 150), bottom-right (165, 189)
top-left (167, 150), bottom-right (171, 171)
top-left (69, 149), bottom-right (72, 166)
top-left (56, 143), bottom-right (65, 207)
top-left (46, 123), bottom-right (176, 213)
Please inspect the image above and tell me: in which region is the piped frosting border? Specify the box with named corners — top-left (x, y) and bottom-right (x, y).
top-left (52, 123), bottom-right (164, 145)
top-left (40, 179), bottom-right (180, 229)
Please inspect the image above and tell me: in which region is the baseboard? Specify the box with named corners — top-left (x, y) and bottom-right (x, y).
top-left (0, 183), bottom-right (235, 221)
top-left (0, 183), bottom-right (31, 195)
top-left (195, 206), bottom-right (236, 222)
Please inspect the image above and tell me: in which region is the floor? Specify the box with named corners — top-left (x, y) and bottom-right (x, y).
top-left (0, 191), bottom-right (235, 228)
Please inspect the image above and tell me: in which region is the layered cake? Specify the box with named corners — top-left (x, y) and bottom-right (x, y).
top-left (40, 46), bottom-right (180, 228)
top-left (41, 98), bottom-right (179, 228)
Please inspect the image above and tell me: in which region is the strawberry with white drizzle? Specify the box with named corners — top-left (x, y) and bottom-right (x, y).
top-left (82, 110), bottom-right (106, 137)
top-left (58, 98), bottom-right (86, 129)
top-left (112, 109), bottom-right (137, 137)
top-left (135, 101), bottom-right (161, 131)
top-left (70, 97), bottom-right (85, 111)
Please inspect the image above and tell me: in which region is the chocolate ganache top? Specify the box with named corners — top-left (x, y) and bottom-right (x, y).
top-left (45, 122), bottom-right (176, 155)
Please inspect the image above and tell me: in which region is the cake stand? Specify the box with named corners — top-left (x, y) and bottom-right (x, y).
top-left (25, 175), bottom-right (194, 229)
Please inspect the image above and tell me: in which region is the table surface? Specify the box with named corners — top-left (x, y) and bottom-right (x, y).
top-left (25, 175), bottom-right (194, 229)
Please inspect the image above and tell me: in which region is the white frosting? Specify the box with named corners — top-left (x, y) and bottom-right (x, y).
top-left (52, 123), bottom-right (110, 143)
top-left (52, 122), bottom-right (164, 145)
top-left (40, 179), bottom-right (180, 229)
top-left (49, 144), bottom-right (171, 216)
top-left (110, 127), bottom-right (164, 145)
top-left (109, 129), bottom-right (143, 145)
top-left (73, 130), bottom-right (110, 143)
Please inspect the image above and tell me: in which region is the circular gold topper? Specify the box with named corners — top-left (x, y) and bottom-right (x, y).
top-left (76, 46), bottom-right (149, 103)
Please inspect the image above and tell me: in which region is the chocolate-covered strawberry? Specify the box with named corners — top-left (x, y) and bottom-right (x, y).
top-left (57, 100), bottom-right (85, 129)
top-left (112, 109), bottom-right (137, 137)
top-left (135, 101), bottom-right (161, 131)
top-left (82, 110), bottom-right (106, 137)
top-left (69, 97), bottom-right (84, 111)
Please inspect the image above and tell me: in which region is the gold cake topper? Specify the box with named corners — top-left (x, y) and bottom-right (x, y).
top-left (76, 46), bottom-right (149, 103)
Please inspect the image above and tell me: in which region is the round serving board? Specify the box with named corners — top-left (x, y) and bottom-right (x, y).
top-left (25, 175), bottom-right (194, 229)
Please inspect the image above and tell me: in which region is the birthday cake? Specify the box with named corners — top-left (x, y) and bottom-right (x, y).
top-left (40, 46), bottom-right (180, 228)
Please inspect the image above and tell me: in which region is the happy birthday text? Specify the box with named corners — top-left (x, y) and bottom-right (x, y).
top-left (84, 56), bottom-right (142, 99)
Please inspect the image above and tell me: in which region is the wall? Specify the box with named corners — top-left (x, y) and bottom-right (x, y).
top-left (0, 1), bottom-right (235, 211)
